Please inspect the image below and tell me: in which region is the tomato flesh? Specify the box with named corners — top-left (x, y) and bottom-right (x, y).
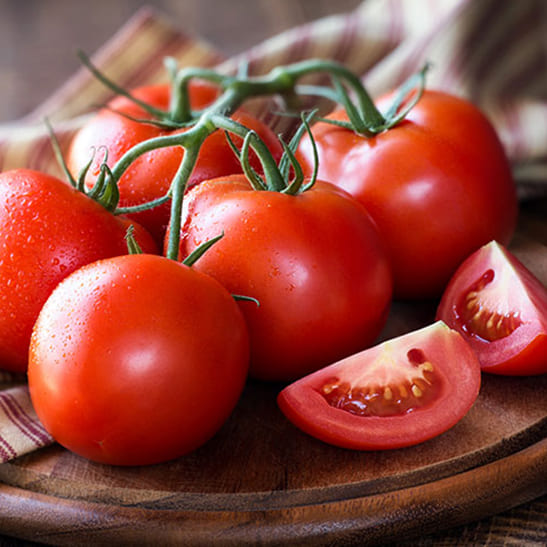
top-left (318, 341), bottom-right (446, 418)
top-left (278, 321), bottom-right (481, 450)
top-left (437, 241), bottom-right (547, 375)
top-left (458, 268), bottom-right (524, 342)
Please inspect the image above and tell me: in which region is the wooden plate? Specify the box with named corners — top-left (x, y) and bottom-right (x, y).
top-left (0, 204), bottom-right (545, 546)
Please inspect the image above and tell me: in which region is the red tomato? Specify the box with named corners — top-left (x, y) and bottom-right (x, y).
top-left (0, 168), bottom-right (157, 373)
top-left (28, 253), bottom-right (249, 466)
top-left (67, 83), bottom-right (283, 246)
top-left (176, 175), bottom-right (393, 382)
top-left (297, 90), bottom-right (518, 299)
top-left (278, 321), bottom-right (481, 450)
top-left (436, 241), bottom-right (547, 375)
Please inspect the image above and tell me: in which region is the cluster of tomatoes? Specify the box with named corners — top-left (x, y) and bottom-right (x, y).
top-left (0, 60), bottom-right (545, 466)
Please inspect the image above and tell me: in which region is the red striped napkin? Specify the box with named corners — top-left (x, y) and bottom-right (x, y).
top-left (0, 0), bottom-right (545, 462)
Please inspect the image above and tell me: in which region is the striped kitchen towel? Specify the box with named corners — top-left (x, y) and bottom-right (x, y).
top-left (0, 0), bottom-right (546, 461)
top-left (0, 386), bottom-right (53, 460)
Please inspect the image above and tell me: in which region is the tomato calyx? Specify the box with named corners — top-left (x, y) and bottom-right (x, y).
top-left (47, 118), bottom-right (121, 213)
top-left (124, 225), bottom-right (143, 255)
top-left (221, 110), bottom-right (319, 196)
top-left (77, 51), bottom-right (184, 128)
top-left (314, 63), bottom-right (430, 137)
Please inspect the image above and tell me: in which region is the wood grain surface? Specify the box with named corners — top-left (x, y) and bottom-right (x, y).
top-left (0, 200), bottom-right (544, 545)
top-left (0, 1), bottom-right (546, 545)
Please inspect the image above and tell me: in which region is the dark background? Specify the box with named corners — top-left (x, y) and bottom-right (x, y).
top-left (0, 0), bottom-right (361, 122)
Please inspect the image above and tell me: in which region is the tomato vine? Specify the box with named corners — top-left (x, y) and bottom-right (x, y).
top-left (72, 52), bottom-right (427, 261)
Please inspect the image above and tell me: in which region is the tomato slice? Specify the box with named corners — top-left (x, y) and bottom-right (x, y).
top-left (277, 322), bottom-right (481, 450)
top-left (437, 240), bottom-right (547, 376)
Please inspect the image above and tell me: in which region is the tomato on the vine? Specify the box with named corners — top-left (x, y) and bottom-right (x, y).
top-left (175, 175), bottom-right (393, 382)
top-left (297, 90), bottom-right (518, 299)
top-left (436, 241), bottom-right (547, 376)
top-left (278, 321), bottom-right (481, 450)
top-left (0, 168), bottom-right (157, 373)
top-left (67, 82), bottom-right (283, 246)
top-left (28, 253), bottom-right (249, 466)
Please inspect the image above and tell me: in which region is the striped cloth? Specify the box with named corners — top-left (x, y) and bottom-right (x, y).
top-left (0, 0), bottom-right (545, 461)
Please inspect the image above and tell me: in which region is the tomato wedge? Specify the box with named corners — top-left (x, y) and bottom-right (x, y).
top-left (277, 322), bottom-right (481, 450)
top-left (437, 240), bottom-right (547, 376)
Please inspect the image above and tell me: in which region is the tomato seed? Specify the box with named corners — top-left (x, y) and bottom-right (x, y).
top-left (458, 269), bottom-right (522, 342)
top-left (319, 365), bottom-right (438, 417)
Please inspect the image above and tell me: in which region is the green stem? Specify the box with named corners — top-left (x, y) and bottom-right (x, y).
top-left (165, 141), bottom-right (203, 260)
top-left (211, 113), bottom-right (285, 191)
top-left (45, 117), bottom-right (78, 187)
top-left (170, 67), bottom-right (230, 123)
top-left (102, 57), bottom-right (408, 263)
top-left (115, 194), bottom-right (172, 216)
top-left (109, 58), bottom-right (385, 188)
top-left (125, 225), bottom-right (143, 254)
top-left (77, 50), bottom-right (167, 120)
top-left (182, 232), bottom-right (224, 267)
top-left (277, 60), bottom-right (385, 127)
top-left (109, 132), bottom-right (191, 184)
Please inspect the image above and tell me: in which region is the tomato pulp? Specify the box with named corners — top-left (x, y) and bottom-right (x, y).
top-left (437, 241), bottom-right (547, 375)
top-left (278, 321), bottom-right (481, 450)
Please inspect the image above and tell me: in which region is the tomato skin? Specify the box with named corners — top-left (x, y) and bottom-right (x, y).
top-left (0, 168), bottom-right (157, 373)
top-left (297, 90), bottom-right (518, 299)
top-left (436, 241), bottom-right (547, 376)
top-left (67, 83), bottom-right (283, 246)
top-left (278, 321), bottom-right (481, 450)
top-left (176, 175), bottom-right (393, 382)
top-left (28, 254), bottom-right (249, 466)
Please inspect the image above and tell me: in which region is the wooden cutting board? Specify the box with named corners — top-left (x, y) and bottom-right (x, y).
top-left (0, 202), bottom-right (545, 546)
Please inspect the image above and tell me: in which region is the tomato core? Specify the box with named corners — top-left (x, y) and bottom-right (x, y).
top-left (457, 269), bottom-right (523, 342)
top-left (317, 346), bottom-right (440, 417)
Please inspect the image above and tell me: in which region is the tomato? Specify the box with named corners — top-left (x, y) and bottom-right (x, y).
top-left (67, 83), bottom-right (283, 246)
top-left (0, 168), bottom-right (157, 374)
top-left (28, 253), bottom-right (249, 466)
top-left (297, 90), bottom-right (518, 299)
top-left (277, 321), bottom-right (481, 450)
top-left (436, 241), bottom-right (547, 376)
top-left (176, 175), bottom-right (393, 382)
